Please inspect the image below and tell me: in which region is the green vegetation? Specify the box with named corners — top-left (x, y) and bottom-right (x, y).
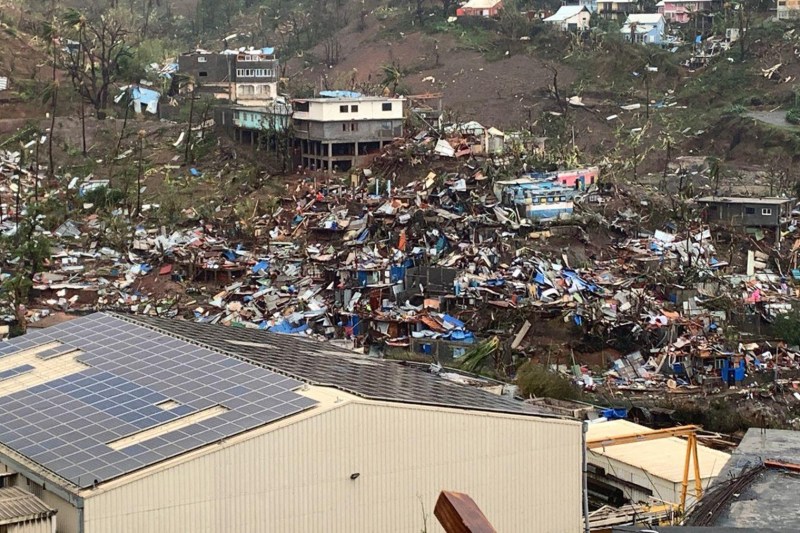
top-left (516, 361), bottom-right (580, 401)
top-left (773, 311), bottom-right (800, 346)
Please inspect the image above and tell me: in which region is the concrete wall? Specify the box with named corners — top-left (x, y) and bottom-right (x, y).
top-left (178, 54), bottom-right (231, 82)
top-left (293, 98), bottom-right (404, 122)
top-left (82, 400), bottom-right (582, 533)
top-left (702, 201), bottom-right (789, 227)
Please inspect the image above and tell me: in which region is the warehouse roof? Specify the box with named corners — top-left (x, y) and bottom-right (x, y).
top-left (710, 428), bottom-right (800, 529)
top-left (587, 420), bottom-right (730, 483)
top-left (0, 487), bottom-right (56, 525)
top-left (0, 313), bottom-right (316, 489)
top-left (123, 314), bottom-right (542, 416)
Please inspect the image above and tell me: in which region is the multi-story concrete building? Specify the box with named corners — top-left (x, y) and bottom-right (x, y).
top-left (656, 0), bottom-right (713, 23)
top-left (292, 93), bottom-right (405, 171)
top-left (177, 48), bottom-right (279, 106)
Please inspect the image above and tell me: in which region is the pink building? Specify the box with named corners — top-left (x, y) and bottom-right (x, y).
top-left (555, 167), bottom-right (599, 189)
top-left (656, 0), bottom-right (713, 23)
top-left (457, 0), bottom-right (504, 17)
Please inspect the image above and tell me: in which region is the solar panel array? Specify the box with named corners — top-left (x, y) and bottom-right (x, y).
top-left (0, 314), bottom-right (317, 488)
top-left (0, 364), bottom-right (34, 382)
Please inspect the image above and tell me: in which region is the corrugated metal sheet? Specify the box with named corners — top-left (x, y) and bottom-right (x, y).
top-left (587, 420), bottom-right (730, 483)
top-left (0, 487), bottom-right (54, 524)
top-left (84, 396), bottom-right (582, 533)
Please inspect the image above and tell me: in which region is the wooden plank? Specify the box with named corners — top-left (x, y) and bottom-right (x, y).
top-left (510, 320), bottom-right (531, 350)
top-left (764, 459), bottom-right (800, 472)
top-left (434, 491), bottom-right (497, 533)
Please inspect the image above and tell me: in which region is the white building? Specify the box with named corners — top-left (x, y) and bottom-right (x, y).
top-left (586, 420), bottom-right (730, 507)
top-left (0, 313), bottom-right (583, 533)
top-left (544, 5), bottom-right (592, 31)
top-left (292, 93), bottom-right (405, 171)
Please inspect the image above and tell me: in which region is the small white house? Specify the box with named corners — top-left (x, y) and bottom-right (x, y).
top-left (621, 13), bottom-right (666, 44)
top-left (544, 5), bottom-right (592, 31)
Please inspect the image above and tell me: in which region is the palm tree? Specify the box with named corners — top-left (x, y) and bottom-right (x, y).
top-left (380, 64), bottom-right (403, 96)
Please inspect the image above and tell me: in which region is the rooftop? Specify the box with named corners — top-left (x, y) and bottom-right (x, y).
top-left (0, 487), bottom-right (55, 525)
top-left (461, 0), bottom-right (503, 8)
top-left (544, 5), bottom-right (589, 21)
top-left (294, 96), bottom-right (405, 103)
top-left (587, 420), bottom-right (730, 483)
top-left (624, 13), bottom-right (665, 23)
top-left (696, 196), bottom-right (794, 205)
top-left (711, 428), bottom-right (800, 529)
top-left (123, 314), bottom-right (544, 416)
top-left (0, 313), bottom-right (317, 489)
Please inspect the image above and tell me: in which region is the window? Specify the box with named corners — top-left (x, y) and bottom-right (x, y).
top-left (382, 102), bottom-right (392, 111)
top-left (197, 56), bottom-right (207, 63)
top-left (199, 71), bottom-right (207, 77)
top-left (745, 207), bottom-right (755, 215)
top-left (709, 205), bottom-right (718, 210)
top-left (295, 102), bottom-right (309, 112)
top-left (350, 105), bottom-right (359, 112)
top-left (762, 208), bottom-right (773, 216)
top-left (342, 123), bottom-right (348, 132)
top-left (340, 105), bottom-right (349, 113)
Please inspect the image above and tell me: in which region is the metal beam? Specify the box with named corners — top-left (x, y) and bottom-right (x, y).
top-left (586, 425), bottom-right (700, 449)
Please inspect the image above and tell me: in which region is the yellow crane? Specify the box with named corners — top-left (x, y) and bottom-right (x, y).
top-left (586, 424), bottom-right (702, 513)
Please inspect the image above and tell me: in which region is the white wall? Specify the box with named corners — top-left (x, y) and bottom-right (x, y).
top-left (295, 98), bottom-right (404, 122)
top-left (83, 400), bottom-right (582, 533)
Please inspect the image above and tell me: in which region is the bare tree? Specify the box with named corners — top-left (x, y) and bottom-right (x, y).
top-left (62, 9), bottom-right (130, 120)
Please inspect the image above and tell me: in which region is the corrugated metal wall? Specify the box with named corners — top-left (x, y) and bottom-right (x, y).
top-left (589, 453), bottom-right (683, 505)
top-left (84, 401), bottom-right (582, 533)
top-left (9, 518), bottom-right (54, 533)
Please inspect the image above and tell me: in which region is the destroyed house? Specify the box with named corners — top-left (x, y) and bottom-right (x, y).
top-left (291, 93), bottom-right (405, 172)
top-left (0, 312), bottom-right (583, 533)
top-left (697, 196), bottom-right (792, 228)
top-left (495, 179), bottom-right (575, 221)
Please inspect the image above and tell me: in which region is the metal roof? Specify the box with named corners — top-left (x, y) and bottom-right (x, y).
top-left (0, 313), bottom-right (316, 489)
top-left (122, 314), bottom-right (548, 416)
top-left (587, 420), bottom-right (730, 483)
top-left (544, 5), bottom-right (589, 21)
top-left (0, 487), bottom-right (55, 525)
top-left (696, 196), bottom-right (793, 205)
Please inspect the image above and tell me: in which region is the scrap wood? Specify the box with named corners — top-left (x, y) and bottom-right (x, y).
top-left (434, 491), bottom-right (496, 533)
top-left (764, 458), bottom-right (800, 472)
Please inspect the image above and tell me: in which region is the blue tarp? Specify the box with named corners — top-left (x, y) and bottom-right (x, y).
top-left (602, 408), bottom-right (628, 420)
top-left (390, 265), bottom-right (405, 283)
top-left (269, 320), bottom-right (309, 334)
top-left (261, 47), bottom-right (275, 55)
top-left (130, 86), bottom-right (160, 114)
top-left (442, 314), bottom-right (465, 328)
top-left (222, 250), bottom-right (237, 261)
top-left (320, 90), bottom-right (362, 98)
top-left (252, 260), bottom-right (269, 274)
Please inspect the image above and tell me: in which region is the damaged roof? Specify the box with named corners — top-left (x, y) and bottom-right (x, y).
top-left (121, 314), bottom-right (546, 416)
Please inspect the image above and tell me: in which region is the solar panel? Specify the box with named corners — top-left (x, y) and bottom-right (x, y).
top-left (0, 314), bottom-right (317, 488)
top-left (0, 364), bottom-right (35, 382)
top-left (36, 344), bottom-right (78, 360)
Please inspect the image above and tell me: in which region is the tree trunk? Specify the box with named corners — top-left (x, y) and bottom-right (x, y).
top-left (136, 136), bottom-right (143, 216)
top-left (48, 83), bottom-right (58, 182)
top-left (184, 88), bottom-right (196, 164)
